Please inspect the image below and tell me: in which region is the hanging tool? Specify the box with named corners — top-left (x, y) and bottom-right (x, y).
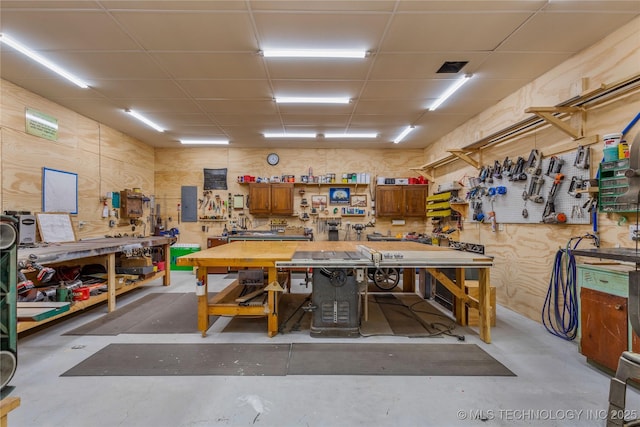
top-left (545, 156), bottom-right (564, 175)
top-left (574, 145), bottom-right (590, 169)
top-left (492, 160), bottom-right (502, 180)
top-left (542, 173), bottom-right (567, 223)
top-left (523, 174), bottom-right (545, 203)
top-left (177, 203), bottom-right (181, 224)
top-left (567, 176), bottom-right (584, 198)
top-left (502, 157), bottom-right (513, 178)
top-left (509, 156), bottom-right (527, 181)
top-left (525, 149), bottom-right (541, 175)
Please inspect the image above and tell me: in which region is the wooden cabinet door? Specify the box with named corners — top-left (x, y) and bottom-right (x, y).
top-left (580, 287), bottom-right (628, 371)
top-left (271, 184), bottom-right (293, 215)
top-left (376, 186), bottom-right (403, 216)
top-left (403, 185), bottom-right (428, 217)
top-left (249, 184), bottom-right (271, 215)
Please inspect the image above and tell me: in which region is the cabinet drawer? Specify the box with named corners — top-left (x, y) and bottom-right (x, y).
top-left (579, 267), bottom-right (629, 296)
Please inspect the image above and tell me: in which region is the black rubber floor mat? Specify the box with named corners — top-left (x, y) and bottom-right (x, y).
top-left (63, 292), bottom-right (217, 335)
top-left (61, 343), bottom-right (290, 376)
top-left (61, 343), bottom-right (514, 377)
top-left (287, 343), bottom-right (515, 376)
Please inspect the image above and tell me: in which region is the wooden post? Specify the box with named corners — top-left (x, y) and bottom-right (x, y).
top-left (107, 253), bottom-right (116, 312)
top-left (478, 267), bottom-right (492, 343)
top-left (198, 269), bottom-right (208, 337)
top-left (455, 268), bottom-right (467, 326)
top-left (267, 267), bottom-right (279, 337)
top-left (162, 242), bottom-right (171, 286)
top-left (402, 268), bottom-right (416, 292)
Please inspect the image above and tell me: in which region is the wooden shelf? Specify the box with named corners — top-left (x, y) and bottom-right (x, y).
top-left (17, 270), bottom-right (167, 333)
top-left (409, 73), bottom-right (640, 181)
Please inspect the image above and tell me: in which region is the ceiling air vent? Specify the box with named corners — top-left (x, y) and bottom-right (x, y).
top-left (436, 61), bottom-right (468, 74)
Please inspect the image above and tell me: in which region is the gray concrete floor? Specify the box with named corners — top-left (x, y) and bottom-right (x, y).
top-left (5, 271), bottom-right (639, 427)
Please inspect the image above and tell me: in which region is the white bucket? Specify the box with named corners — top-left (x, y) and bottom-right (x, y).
top-left (603, 133), bottom-right (622, 147)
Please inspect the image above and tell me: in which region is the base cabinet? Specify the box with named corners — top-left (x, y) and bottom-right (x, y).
top-left (580, 287), bottom-right (628, 370)
top-left (578, 264), bottom-right (638, 372)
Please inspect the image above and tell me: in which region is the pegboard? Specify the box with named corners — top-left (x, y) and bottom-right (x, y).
top-left (466, 149), bottom-right (592, 225)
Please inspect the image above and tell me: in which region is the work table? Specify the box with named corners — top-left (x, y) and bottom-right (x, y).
top-left (177, 240), bottom-right (494, 343)
top-left (16, 235), bottom-right (174, 331)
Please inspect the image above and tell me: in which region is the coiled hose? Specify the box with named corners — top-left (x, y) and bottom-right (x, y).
top-left (542, 234), bottom-right (599, 340)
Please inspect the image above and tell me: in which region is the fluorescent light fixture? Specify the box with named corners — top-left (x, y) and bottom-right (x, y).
top-left (263, 132), bottom-right (317, 138)
top-left (125, 109), bottom-right (165, 132)
top-left (324, 133), bottom-right (378, 139)
top-left (275, 96), bottom-right (350, 104)
top-left (393, 126), bottom-right (414, 144)
top-left (428, 74), bottom-right (472, 111)
top-left (0, 33), bottom-right (89, 89)
top-left (262, 48), bottom-right (366, 59)
top-left (180, 139), bottom-right (229, 145)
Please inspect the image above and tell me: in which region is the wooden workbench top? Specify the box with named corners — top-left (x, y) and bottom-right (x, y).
top-left (177, 240), bottom-right (300, 267)
top-left (177, 240), bottom-right (493, 268)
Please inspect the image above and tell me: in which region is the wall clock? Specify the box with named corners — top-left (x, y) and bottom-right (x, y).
top-left (267, 152), bottom-right (279, 166)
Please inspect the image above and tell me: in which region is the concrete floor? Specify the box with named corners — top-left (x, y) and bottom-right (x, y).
top-left (4, 270), bottom-right (640, 427)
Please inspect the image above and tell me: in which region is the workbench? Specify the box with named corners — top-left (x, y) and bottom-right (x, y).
top-left (16, 236), bottom-right (174, 332)
top-left (177, 240), bottom-right (495, 343)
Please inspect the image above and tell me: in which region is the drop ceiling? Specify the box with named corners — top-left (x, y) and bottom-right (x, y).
top-left (1, 1), bottom-right (638, 149)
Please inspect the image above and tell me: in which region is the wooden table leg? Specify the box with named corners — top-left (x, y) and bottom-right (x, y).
top-left (162, 242), bottom-right (171, 286)
top-left (107, 253), bottom-right (116, 312)
top-left (402, 268), bottom-right (416, 293)
top-left (455, 268), bottom-right (467, 326)
top-left (267, 267), bottom-right (279, 337)
top-left (198, 269), bottom-right (209, 337)
top-left (478, 268), bottom-right (492, 343)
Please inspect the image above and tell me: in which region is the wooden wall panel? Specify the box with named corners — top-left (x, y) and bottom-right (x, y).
top-left (154, 146), bottom-right (428, 246)
top-left (0, 79), bottom-right (155, 239)
top-left (423, 16), bottom-right (640, 323)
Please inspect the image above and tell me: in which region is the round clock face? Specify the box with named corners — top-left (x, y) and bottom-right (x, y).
top-left (267, 153), bottom-right (279, 166)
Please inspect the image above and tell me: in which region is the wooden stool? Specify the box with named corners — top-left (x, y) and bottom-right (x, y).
top-left (463, 280), bottom-right (496, 326)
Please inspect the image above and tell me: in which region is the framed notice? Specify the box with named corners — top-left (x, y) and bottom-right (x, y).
top-left (35, 212), bottom-right (76, 243)
top-left (42, 167), bottom-right (78, 214)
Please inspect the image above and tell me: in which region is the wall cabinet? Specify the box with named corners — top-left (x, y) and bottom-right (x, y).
top-left (375, 185), bottom-right (428, 217)
top-left (249, 183), bottom-right (294, 216)
top-left (578, 264), bottom-right (639, 371)
top-left (120, 189), bottom-right (144, 218)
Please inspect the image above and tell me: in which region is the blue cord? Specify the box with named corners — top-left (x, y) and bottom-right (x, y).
top-left (542, 234), bottom-right (598, 340)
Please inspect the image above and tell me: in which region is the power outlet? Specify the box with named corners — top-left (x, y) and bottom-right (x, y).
top-left (630, 224), bottom-right (640, 241)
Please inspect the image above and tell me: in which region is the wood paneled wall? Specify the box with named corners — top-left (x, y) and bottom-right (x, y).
top-left (1, 16), bottom-right (638, 326)
top-left (0, 79), bottom-right (155, 239)
top-left (423, 16), bottom-right (640, 322)
top-left (155, 147), bottom-right (429, 246)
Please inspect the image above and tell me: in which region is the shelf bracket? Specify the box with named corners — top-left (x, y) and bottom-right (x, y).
top-left (447, 149), bottom-right (480, 169)
top-left (409, 164), bottom-right (435, 182)
top-left (525, 106), bottom-right (586, 140)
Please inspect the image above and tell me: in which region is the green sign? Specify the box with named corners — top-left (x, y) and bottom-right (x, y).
top-left (25, 108), bottom-right (58, 141)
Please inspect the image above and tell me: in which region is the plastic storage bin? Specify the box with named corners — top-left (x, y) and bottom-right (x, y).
top-left (170, 244), bottom-right (201, 271)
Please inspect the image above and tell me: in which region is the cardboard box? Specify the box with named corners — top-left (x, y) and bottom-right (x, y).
top-left (464, 281), bottom-right (496, 326)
